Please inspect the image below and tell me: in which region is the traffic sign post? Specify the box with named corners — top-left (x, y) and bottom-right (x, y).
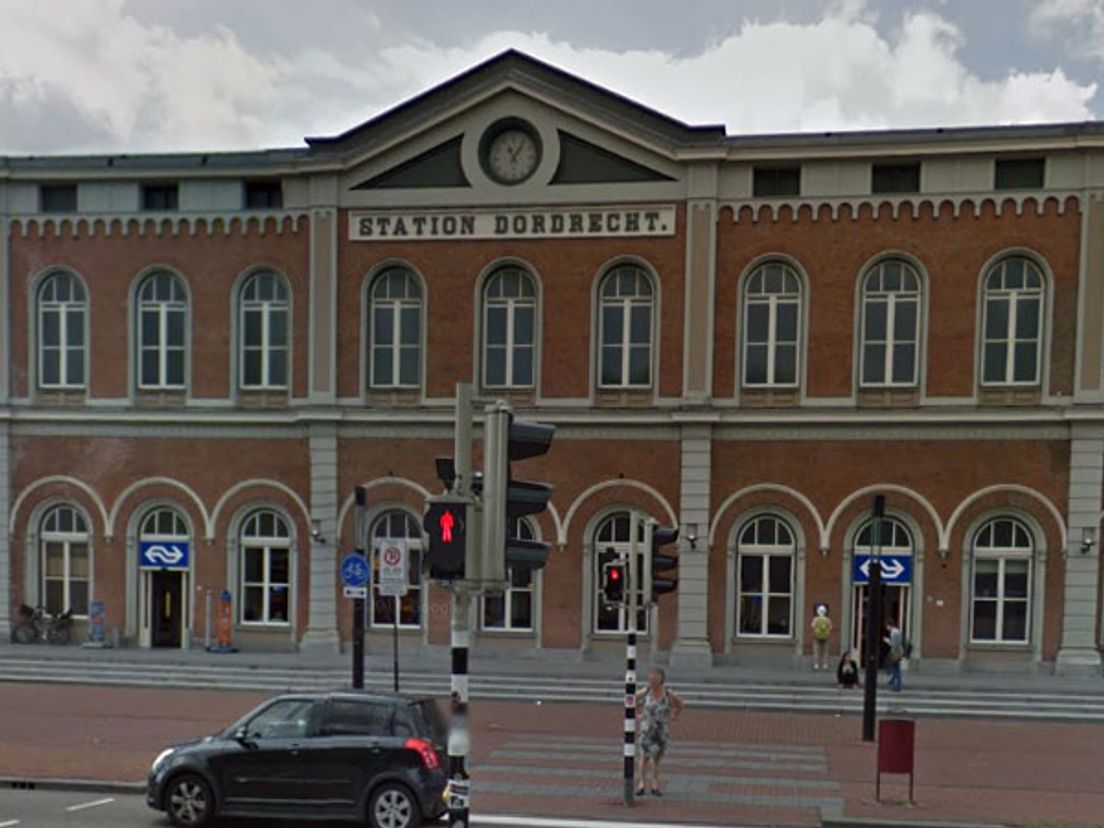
top-left (863, 495), bottom-right (886, 743)
top-left (349, 486), bottom-right (369, 690)
top-left (376, 540), bottom-right (409, 692)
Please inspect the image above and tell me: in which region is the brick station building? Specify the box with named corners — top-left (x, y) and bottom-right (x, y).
top-left (2, 51), bottom-right (1104, 675)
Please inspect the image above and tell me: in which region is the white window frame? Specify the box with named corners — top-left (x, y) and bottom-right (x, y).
top-left (239, 510), bottom-right (291, 626)
top-left (598, 265), bottom-right (654, 389)
top-left (970, 517), bottom-right (1033, 644)
top-left (37, 272), bottom-right (87, 390)
top-left (481, 519), bottom-right (536, 632)
top-left (482, 267), bottom-right (537, 390)
top-left (742, 262), bottom-right (801, 388)
top-left (593, 512), bottom-right (648, 635)
top-left (40, 505), bottom-right (91, 618)
top-left (239, 271), bottom-right (289, 390)
top-left (368, 268), bottom-right (422, 390)
top-left (137, 272), bottom-right (187, 390)
top-left (735, 516), bottom-right (795, 639)
top-left (370, 510), bottom-right (423, 630)
top-left (859, 260), bottom-right (921, 388)
top-left (981, 258), bottom-right (1044, 387)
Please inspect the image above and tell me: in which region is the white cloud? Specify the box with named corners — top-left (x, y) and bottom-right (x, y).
top-left (1032, 0), bottom-right (1104, 61)
top-left (0, 0), bottom-right (1097, 153)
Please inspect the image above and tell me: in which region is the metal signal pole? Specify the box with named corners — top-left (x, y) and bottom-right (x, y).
top-left (622, 510), bottom-right (641, 806)
top-left (862, 495), bottom-right (885, 742)
top-left (352, 485), bottom-right (367, 690)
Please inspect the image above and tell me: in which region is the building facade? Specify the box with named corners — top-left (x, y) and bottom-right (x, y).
top-left (2, 51), bottom-right (1104, 674)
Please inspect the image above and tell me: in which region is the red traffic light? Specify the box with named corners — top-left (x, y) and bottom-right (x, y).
top-left (438, 508), bottom-right (456, 542)
top-left (609, 567), bottom-right (621, 581)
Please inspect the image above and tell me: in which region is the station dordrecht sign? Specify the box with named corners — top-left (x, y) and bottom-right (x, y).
top-left (349, 204), bottom-right (677, 241)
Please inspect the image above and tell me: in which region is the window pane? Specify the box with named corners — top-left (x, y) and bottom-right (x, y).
top-left (739, 594), bottom-right (763, 635)
top-left (66, 310), bottom-right (84, 343)
top-left (512, 346), bottom-right (534, 386)
top-left (766, 597), bottom-right (791, 635)
top-left (863, 344), bottom-right (885, 384)
top-left (510, 592), bottom-right (532, 629)
top-left (602, 306), bottom-right (623, 345)
top-left (774, 345), bottom-right (796, 384)
top-left (69, 581), bottom-right (89, 616)
top-left (892, 344), bottom-right (916, 384)
top-left (986, 298), bottom-right (1009, 340)
top-left (372, 347), bottom-right (392, 387)
top-left (601, 347), bottom-right (622, 385)
top-left (269, 350), bottom-right (288, 386)
top-left (269, 309), bottom-right (288, 346)
top-left (1004, 560), bottom-right (1030, 598)
top-left (629, 306), bottom-right (651, 344)
top-left (69, 544), bottom-right (89, 578)
top-left (66, 349), bottom-right (84, 385)
top-left (270, 549), bottom-right (290, 584)
top-left (166, 350), bottom-right (185, 386)
top-left (268, 586), bottom-right (289, 622)
top-left (242, 586), bottom-right (264, 622)
top-left (514, 306), bottom-right (534, 345)
top-left (399, 590), bottom-right (420, 626)
top-left (140, 350), bottom-right (159, 385)
top-left (864, 301), bottom-right (886, 341)
top-left (894, 301), bottom-right (917, 341)
top-left (484, 595), bottom-right (505, 628)
top-left (776, 302), bottom-right (797, 342)
top-left (974, 559), bottom-right (999, 597)
top-left (1016, 298), bottom-right (1040, 340)
top-left (166, 310), bottom-right (184, 346)
top-left (983, 343), bottom-right (1008, 383)
top-left (746, 303), bottom-right (769, 344)
top-left (486, 306), bottom-right (507, 346)
top-left (745, 344), bottom-right (768, 384)
top-left (41, 350), bottom-right (60, 385)
top-left (141, 311), bottom-right (160, 346)
top-left (485, 348), bottom-right (506, 386)
top-left (399, 307), bottom-right (419, 346)
top-left (324, 701), bottom-right (394, 737)
top-left (740, 555), bottom-right (763, 593)
top-left (1002, 600), bottom-right (1028, 641)
top-left (628, 346), bottom-right (650, 385)
top-left (244, 549), bottom-right (264, 583)
top-left (768, 556), bottom-right (792, 593)
top-left (1013, 343), bottom-right (1038, 382)
top-left (243, 350), bottom-right (262, 386)
top-left (41, 310), bottom-right (60, 346)
top-left (45, 580), bottom-right (64, 615)
top-left (398, 347), bottom-right (419, 386)
top-left (44, 543), bottom-right (65, 577)
top-left (973, 600), bottom-right (997, 640)
top-left (994, 520), bottom-right (1014, 547)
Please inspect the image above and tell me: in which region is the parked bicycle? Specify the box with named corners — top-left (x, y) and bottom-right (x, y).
top-left (10, 604), bottom-right (73, 645)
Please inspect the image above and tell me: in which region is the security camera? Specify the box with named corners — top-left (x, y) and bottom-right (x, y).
top-left (686, 532), bottom-right (698, 549)
top-left (310, 520), bottom-right (326, 544)
top-left (1081, 538), bottom-right (1096, 554)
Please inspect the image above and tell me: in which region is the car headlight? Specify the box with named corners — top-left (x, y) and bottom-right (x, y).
top-left (151, 748), bottom-right (175, 773)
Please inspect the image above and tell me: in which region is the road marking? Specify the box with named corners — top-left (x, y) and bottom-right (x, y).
top-left (473, 816), bottom-right (742, 828)
top-left (0, 819), bottom-right (20, 827)
top-left (64, 797), bottom-right (115, 812)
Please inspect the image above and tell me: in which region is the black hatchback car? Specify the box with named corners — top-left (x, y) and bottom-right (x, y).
top-left (146, 690), bottom-right (448, 828)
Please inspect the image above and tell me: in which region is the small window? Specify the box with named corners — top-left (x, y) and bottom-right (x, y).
top-left (753, 166), bottom-right (801, 198)
top-left (243, 699), bottom-right (316, 740)
top-left (872, 163), bottom-right (920, 194)
top-left (321, 700), bottom-right (395, 737)
top-left (994, 158), bottom-right (1045, 190)
top-left (244, 180), bottom-right (283, 209)
top-left (141, 183), bottom-right (179, 211)
top-left (40, 184), bottom-right (77, 213)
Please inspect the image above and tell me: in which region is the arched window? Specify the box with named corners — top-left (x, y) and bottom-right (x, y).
top-left (482, 266), bottom-right (536, 389)
top-left (971, 517), bottom-right (1033, 643)
top-left (743, 262), bottom-right (801, 387)
top-left (593, 512), bottom-right (647, 633)
top-left (40, 505), bottom-right (90, 617)
top-left (141, 508), bottom-right (188, 540)
top-left (370, 510), bottom-right (423, 629)
top-left (854, 516), bottom-right (913, 553)
top-left (981, 257), bottom-right (1044, 386)
top-left (482, 518), bottom-right (536, 631)
top-left (239, 270), bottom-right (289, 389)
top-left (735, 515), bottom-right (795, 637)
top-left (860, 260), bottom-right (921, 387)
top-left (137, 271), bottom-right (187, 389)
top-left (367, 268), bottom-right (422, 389)
top-left (37, 271), bottom-right (87, 389)
top-left (598, 265), bottom-right (653, 388)
top-left (239, 510), bottom-right (291, 625)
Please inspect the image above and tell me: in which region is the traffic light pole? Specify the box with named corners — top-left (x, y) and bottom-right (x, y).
top-left (352, 485), bottom-right (367, 690)
top-left (862, 496), bottom-right (885, 742)
top-left (623, 510), bottom-right (641, 807)
top-left (448, 587), bottom-right (472, 828)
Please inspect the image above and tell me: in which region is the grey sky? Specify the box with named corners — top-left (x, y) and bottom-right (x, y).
top-left (1, 0), bottom-right (1102, 154)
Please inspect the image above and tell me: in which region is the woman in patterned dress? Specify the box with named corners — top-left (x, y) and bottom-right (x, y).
top-left (635, 667), bottom-right (684, 795)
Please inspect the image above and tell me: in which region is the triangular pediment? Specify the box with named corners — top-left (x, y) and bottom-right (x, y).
top-left (551, 131), bottom-right (674, 184)
top-left (352, 135), bottom-right (469, 190)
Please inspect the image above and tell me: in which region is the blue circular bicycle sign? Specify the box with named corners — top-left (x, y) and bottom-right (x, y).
top-left (340, 553), bottom-right (370, 588)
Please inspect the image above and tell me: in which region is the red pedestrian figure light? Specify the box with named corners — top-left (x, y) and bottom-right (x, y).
top-left (439, 508), bottom-right (455, 543)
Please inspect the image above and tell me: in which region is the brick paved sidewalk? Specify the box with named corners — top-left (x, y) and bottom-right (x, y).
top-left (0, 682), bottom-right (1101, 827)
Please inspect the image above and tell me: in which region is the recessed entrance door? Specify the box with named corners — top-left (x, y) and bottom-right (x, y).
top-left (851, 583), bottom-right (909, 664)
top-left (151, 571), bottom-right (183, 648)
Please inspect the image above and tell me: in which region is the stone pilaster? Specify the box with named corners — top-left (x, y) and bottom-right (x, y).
top-left (300, 422), bottom-right (340, 651)
top-left (669, 424), bottom-right (713, 667)
top-left (0, 423), bottom-right (10, 640)
top-left (1056, 424), bottom-right (1103, 675)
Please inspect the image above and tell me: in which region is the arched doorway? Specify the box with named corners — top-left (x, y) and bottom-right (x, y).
top-left (849, 516), bottom-right (914, 661)
top-left (138, 507), bottom-right (191, 648)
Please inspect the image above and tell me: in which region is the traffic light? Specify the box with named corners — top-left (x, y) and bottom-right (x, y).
top-left (599, 548), bottom-right (625, 605)
top-left (483, 404), bottom-right (556, 581)
top-left (423, 496), bottom-right (469, 580)
top-left (644, 523), bottom-right (679, 603)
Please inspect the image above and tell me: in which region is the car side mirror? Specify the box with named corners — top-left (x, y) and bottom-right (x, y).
top-left (232, 727), bottom-right (257, 749)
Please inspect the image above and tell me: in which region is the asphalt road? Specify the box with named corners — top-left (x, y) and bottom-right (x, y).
top-left (0, 789), bottom-right (740, 828)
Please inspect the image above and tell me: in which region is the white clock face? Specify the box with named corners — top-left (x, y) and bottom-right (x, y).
top-left (486, 128), bottom-right (539, 184)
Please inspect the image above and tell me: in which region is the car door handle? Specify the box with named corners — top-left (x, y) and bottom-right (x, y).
top-left (370, 748), bottom-right (383, 755)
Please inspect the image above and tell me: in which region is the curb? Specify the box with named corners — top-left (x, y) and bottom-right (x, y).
top-left (0, 776), bottom-right (145, 795)
top-left (821, 818), bottom-right (1009, 828)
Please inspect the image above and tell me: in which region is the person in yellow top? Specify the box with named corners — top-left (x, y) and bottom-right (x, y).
top-left (810, 605), bottom-right (833, 670)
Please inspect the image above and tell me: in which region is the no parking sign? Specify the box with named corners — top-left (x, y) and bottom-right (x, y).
top-left (376, 540), bottom-right (408, 597)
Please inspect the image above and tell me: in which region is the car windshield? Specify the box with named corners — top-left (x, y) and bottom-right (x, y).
top-left (239, 698), bottom-right (315, 740)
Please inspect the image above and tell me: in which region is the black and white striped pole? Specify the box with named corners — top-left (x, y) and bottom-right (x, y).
top-left (622, 510), bottom-right (641, 807)
top-left (448, 587), bottom-right (471, 828)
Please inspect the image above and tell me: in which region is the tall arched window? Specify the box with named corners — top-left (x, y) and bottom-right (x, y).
top-left (240, 510), bottom-right (291, 625)
top-left (971, 517), bottom-right (1033, 643)
top-left (593, 512), bottom-right (647, 633)
top-left (368, 268), bottom-right (422, 389)
top-left (981, 257), bottom-right (1045, 386)
top-left (735, 515), bottom-right (795, 637)
top-left (40, 505), bottom-right (90, 616)
top-left (37, 271), bottom-right (87, 389)
top-left (483, 266), bottom-right (536, 389)
top-left (137, 271), bottom-right (187, 389)
top-left (860, 259), bottom-right (921, 387)
top-left (370, 510), bottom-right (423, 629)
top-left (482, 518), bottom-right (536, 631)
top-left (598, 265), bottom-right (653, 388)
top-left (743, 261), bottom-right (801, 387)
top-left (239, 270), bottom-right (289, 389)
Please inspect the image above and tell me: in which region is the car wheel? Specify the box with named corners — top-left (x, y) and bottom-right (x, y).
top-left (369, 782), bottom-right (419, 828)
top-left (165, 773), bottom-right (214, 828)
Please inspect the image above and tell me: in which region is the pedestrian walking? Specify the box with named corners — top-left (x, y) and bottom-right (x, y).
top-left (884, 620), bottom-right (904, 692)
top-left (810, 605), bottom-right (833, 670)
top-left (836, 650), bottom-right (861, 689)
top-left (635, 667), bottom-right (683, 796)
